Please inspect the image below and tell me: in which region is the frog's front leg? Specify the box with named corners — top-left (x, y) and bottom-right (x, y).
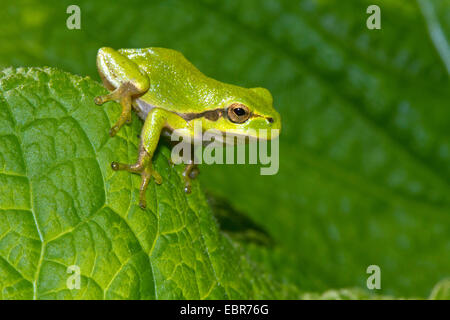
top-left (111, 108), bottom-right (188, 208)
top-left (94, 47), bottom-right (150, 136)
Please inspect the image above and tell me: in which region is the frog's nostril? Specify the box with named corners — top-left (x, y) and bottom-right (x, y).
top-left (267, 117), bottom-right (274, 123)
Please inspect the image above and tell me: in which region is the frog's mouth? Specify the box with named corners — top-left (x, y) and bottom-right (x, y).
top-left (204, 131), bottom-right (247, 146)
top-left (200, 130), bottom-right (274, 146)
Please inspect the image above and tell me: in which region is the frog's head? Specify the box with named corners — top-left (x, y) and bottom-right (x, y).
top-left (217, 87), bottom-right (281, 140)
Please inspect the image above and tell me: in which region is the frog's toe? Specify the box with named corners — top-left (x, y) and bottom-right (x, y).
top-left (138, 167), bottom-right (162, 208)
top-left (94, 95), bottom-right (105, 105)
top-left (138, 170), bottom-right (151, 209)
top-left (189, 167), bottom-right (199, 179)
top-left (110, 109), bottom-right (132, 136)
top-left (152, 169), bottom-right (162, 185)
top-left (111, 161), bottom-right (124, 171)
top-left (109, 125), bottom-right (120, 137)
top-left (94, 91), bottom-right (119, 105)
top-left (139, 200), bottom-right (147, 209)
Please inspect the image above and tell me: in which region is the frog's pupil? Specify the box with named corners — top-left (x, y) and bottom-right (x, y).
top-left (234, 108), bottom-right (246, 116)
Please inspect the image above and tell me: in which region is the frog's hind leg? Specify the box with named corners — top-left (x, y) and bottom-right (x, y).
top-left (95, 83), bottom-right (136, 136)
top-left (183, 151), bottom-right (200, 194)
top-left (183, 161), bottom-right (199, 194)
top-left (94, 47), bottom-right (150, 137)
top-left (111, 143), bottom-right (162, 209)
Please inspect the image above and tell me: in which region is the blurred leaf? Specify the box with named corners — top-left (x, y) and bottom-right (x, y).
top-left (428, 278), bottom-right (450, 300)
top-left (0, 0), bottom-right (449, 298)
top-left (0, 67), bottom-right (281, 299)
top-left (418, 0), bottom-right (450, 73)
top-left (301, 288), bottom-right (399, 300)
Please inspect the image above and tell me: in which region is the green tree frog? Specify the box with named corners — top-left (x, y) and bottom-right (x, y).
top-left (95, 47), bottom-right (281, 208)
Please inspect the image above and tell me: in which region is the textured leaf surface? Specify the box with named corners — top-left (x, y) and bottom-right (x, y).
top-left (0, 0), bottom-right (449, 299)
top-left (0, 67), bottom-right (279, 299)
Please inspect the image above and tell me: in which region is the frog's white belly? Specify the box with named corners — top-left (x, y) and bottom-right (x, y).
top-left (134, 99), bottom-right (156, 120)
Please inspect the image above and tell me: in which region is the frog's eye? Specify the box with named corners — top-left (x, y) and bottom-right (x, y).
top-left (227, 103), bottom-right (250, 123)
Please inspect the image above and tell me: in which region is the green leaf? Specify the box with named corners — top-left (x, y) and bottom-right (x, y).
top-left (0, 67), bottom-right (282, 299)
top-left (0, 0), bottom-right (449, 299)
top-left (301, 288), bottom-right (398, 300)
top-left (428, 278), bottom-right (450, 300)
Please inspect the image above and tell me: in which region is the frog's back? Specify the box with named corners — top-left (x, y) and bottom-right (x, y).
top-left (118, 47), bottom-right (226, 114)
top-left (119, 47), bottom-right (193, 74)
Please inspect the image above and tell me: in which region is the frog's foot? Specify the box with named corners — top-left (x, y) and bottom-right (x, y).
top-left (182, 163), bottom-right (199, 194)
top-left (111, 147), bottom-right (162, 209)
top-left (94, 83), bottom-right (137, 137)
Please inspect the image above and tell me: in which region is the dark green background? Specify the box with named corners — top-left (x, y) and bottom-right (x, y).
top-left (1, 0), bottom-right (449, 298)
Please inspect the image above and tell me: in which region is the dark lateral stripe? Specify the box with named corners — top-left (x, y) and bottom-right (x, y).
top-left (180, 108), bottom-right (264, 122)
top-left (180, 108), bottom-right (224, 121)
